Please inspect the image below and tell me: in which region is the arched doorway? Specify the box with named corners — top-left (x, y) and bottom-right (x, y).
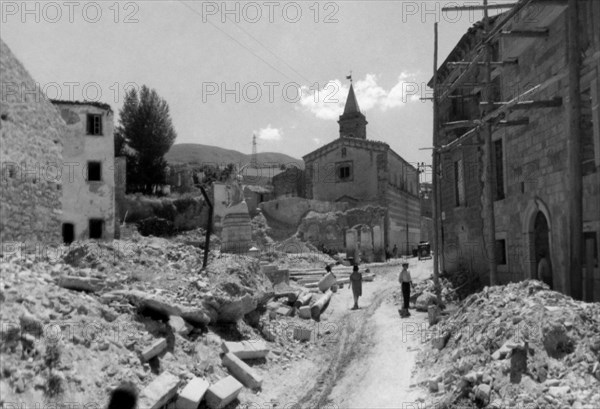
top-left (534, 211), bottom-right (552, 289)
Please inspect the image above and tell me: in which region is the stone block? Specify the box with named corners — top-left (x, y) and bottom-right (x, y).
top-left (221, 340), bottom-right (269, 360)
top-left (265, 268), bottom-right (290, 285)
top-left (318, 272), bottom-right (337, 292)
top-left (298, 306), bottom-right (311, 319)
top-left (205, 375), bottom-right (243, 409)
top-left (58, 276), bottom-right (102, 292)
top-left (141, 338), bottom-right (168, 362)
top-left (293, 328), bottom-right (312, 342)
top-left (138, 371), bottom-right (180, 409)
top-left (176, 377), bottom-right (209, 409)
top-left (222, 352), bottom-right (263, 389)
top-left (276, 306), bottom-right (292, 316)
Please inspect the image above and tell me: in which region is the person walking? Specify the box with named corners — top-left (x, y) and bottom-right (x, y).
top-left (399, 261), bottom-right (415, 313)
top-left (349, 265), bottom-right (363, 310)
top-left (392, 244), bottom-right (398, 259)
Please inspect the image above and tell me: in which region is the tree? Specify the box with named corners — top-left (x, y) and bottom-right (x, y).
top-left (116, 86), bottom-right (177, 194)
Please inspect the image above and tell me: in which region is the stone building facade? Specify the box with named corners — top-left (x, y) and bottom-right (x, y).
top-left (432, 2), bottom-right (600, 300)
top-left (52, 100), bottom-right (117, 243)
top-left (303, 84), bottom-right (421, 255)
top-left (0, 39), bottom-right (64, 252)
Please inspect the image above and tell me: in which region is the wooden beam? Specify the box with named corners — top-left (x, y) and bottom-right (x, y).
top-left (442, 120), bottom-right (480, 130)
top-left (480, 97), bottom-right (563, 110)
top-left (500, 28), bottom-right (549, 38)
top-left (496, 117), bottom-right (530, 126)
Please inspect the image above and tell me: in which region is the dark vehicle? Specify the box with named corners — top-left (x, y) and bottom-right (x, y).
top-left (418, 241), bottom-right (431, 260)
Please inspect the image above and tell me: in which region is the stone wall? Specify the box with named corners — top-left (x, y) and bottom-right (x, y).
top-left (259, 197), bottom-right (349, 227)
top-left (0, 39), bottom-right (64, 252)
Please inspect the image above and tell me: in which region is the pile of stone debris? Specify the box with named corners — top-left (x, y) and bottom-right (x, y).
top-left (416, 280), bottom-right (600, 409)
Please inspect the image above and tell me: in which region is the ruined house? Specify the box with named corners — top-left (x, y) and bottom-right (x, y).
top-left (303, 83), bottom-right (422, 257)
top-left (431, 1), bottom-right (599, 300)
top-left (0, 39), bottom-right (64, 251)
top-left (52, 100), bottom-right (118, 243)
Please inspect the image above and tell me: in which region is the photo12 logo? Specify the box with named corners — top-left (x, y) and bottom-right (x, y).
top-left (199, 1), bottom-right (339, 24)
top-left (1, 1), bottom-right (140, 24)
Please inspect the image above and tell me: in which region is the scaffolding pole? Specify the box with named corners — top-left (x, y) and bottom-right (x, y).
top-left (432, 22), bottom-right (442, 305)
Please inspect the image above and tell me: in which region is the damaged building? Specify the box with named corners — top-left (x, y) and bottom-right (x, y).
top-left (0, 39), bottom-right (64, 251)
top-left (52, 100), bottom-right (120, 243)
top-left (431, 1), bottom-right (600, 300)
top-left (302, 83), bottom-right (422, 259)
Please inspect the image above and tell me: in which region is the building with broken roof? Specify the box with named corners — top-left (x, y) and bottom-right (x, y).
top-left (302, 83), bottom-right (421, 259)
top-left (52, 100), bottom-right (118, 243)
top-left (431, 1), bottom-right (599, 301)
top-left (0, 39), bottom-right (64, 251)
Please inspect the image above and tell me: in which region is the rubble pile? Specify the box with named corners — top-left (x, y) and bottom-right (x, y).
top-left (412, 276), bottom-right (460, 309)
top-left (416, 280), bottom-right (600, 409)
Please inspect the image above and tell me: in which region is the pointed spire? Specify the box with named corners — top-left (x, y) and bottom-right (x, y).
top-left (343, 83), bottom-right (360, 115)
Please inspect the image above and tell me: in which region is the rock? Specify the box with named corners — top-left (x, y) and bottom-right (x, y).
top-left (548, 386), bottom-right (571, 397)
top-left (432, 332), bottom-right (450, 350)
top-left (415, 291), bottom-right (437, 312)
top-left (140, 338), bottom-right (167, 362)
top-left (298, 306), bottom-right (311, 319)
top-left (176, 377), bottom-right (209, 409)
top-left (318, 272), bottom-right (337, 292)
top-left (169, 315), bottom-right (192, 335)
top-left (221, 340), bottom-right (269, 360)
top-left (473, 384), bottom-right (491, 406)
top-left (205, 375), bottom-right (243, 409)
top-left (222, 352), bottom-right (263, 390)
top-left (293, 328), bottom-right (312, 342)
top-left (58, 276), bottom-right (102, 292)
top-left (217, 294), bottom-right (257, 323)
top-left (138, 371), bottom-right (180, 409)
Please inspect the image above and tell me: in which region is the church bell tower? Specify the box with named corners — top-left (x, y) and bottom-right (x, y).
top-left (338, 82), bottom-right (367, 139)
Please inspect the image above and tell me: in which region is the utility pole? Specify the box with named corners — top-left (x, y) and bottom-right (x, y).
top-left (481, 0), bottom-right (499, 286)
top-left (432, 22), bottom-right (442, 305)
top-left (567, 0), bottom-right (582, 299)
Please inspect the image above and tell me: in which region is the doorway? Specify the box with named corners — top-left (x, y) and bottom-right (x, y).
top-left (62, 223), bottom-right (74, 244)
top-left (534, 211), bottom-right (552, 289)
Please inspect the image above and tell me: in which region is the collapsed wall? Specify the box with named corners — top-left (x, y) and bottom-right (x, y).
top-left (0, 39), bottom-right (64, 250)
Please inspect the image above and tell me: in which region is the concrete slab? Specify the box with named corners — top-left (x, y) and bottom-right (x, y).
top-left (221, 340), bottom-right (269, 360)
top-left (138, 371), bottom-right (179, 409)
top-left (141, 338), bottom-right (168, 362)
top-left (176, 377), bottom-right (209, 409)
top-left (222, 352), bottom-right (263, 390)
top-left (205, 375), bottom-right (243, 409)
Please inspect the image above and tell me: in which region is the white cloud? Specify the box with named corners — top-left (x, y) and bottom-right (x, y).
top-left (313, 137), bottom-right (321, 145)
top-left (255, 124), bottom-right (283, 141)
top-left (299, 73), bottom-right (419, 119)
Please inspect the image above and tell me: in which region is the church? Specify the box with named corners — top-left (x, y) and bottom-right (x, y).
top-left (302, 82), bottom-right (421, 257)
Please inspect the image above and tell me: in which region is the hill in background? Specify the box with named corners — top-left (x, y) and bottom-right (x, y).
top-left (166, 143), bottom-right (304, 169)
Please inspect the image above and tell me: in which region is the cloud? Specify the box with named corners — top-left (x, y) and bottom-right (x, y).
top-left (313, 137), bottom-right (321, 145)
top-left (255, 124), bottom-right (283, 141)
top-left (299, 73), bottom-right (419, 119)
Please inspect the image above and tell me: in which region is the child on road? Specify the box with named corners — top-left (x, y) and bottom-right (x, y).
top-left (399, 261), bottom-right (415, 312)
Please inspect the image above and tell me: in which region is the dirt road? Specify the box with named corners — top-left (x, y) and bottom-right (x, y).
top-left (289, 259), bottom-right (432, 408)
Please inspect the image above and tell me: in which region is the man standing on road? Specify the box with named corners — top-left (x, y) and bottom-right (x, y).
top-left (350, 265), bottom-right (363, 310)
top-left (399, 261), bottom-right (415, 312)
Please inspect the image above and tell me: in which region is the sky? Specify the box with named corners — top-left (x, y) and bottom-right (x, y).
top-left (1, 0), bottom-right (516, 177)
